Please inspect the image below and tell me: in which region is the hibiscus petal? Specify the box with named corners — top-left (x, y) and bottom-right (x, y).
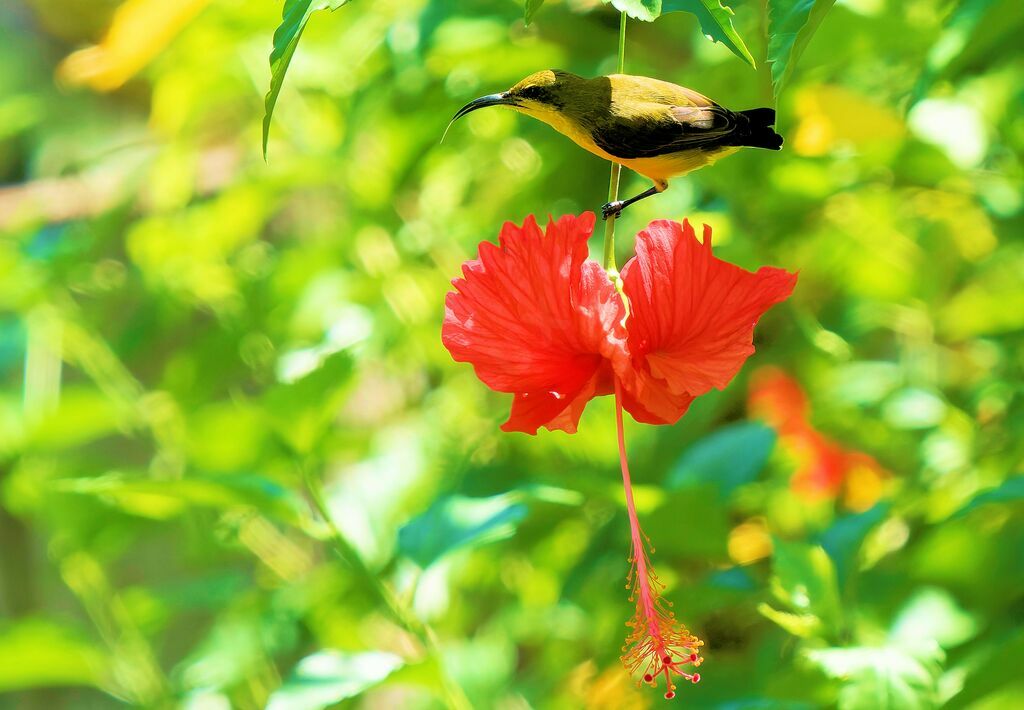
top-left (618, 370), bottom-right (696, 425)
top-left (502, 375), bottom-right (599, 435)
top-left (442, 213), bottom-right (627, 433)
top-left (620, 220), bottom-right (796, 415)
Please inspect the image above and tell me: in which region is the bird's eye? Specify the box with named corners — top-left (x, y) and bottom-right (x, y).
top-left (518, 86), bottom-right (544, 101)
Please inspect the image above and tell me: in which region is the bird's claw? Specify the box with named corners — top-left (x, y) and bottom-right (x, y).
top-left (602, 201), bottom-right (624, 221)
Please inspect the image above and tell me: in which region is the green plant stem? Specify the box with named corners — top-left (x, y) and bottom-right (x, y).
top-left (602, 11), bottom-right (628, 272)
top-left (302, 466), bottom-right (471, 710)
top-left (758, 0), bottom-right (776, 105)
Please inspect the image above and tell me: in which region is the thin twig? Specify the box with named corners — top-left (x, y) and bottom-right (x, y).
top-left (301, 465), bottom-right (471, 710)
top-left (602, 11), bottom-right (628, 271)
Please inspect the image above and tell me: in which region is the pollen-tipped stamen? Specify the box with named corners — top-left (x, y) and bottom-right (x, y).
top-left (614, 379), bottom-right (704, 698)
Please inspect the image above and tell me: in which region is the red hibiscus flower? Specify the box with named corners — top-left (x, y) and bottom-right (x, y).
top-left (443, 214), bottom-right (796, 433)
top-left (442, 213), bottom-right (796, 697)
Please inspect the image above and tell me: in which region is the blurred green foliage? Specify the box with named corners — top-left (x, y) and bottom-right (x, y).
top-left (1, 0), bottom-right (1022, 708)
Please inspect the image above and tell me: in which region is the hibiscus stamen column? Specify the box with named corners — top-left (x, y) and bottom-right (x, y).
top-left (614, 380), bottom-right (704, 698)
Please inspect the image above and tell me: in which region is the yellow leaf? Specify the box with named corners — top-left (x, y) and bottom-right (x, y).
top-left (728, 517), bottom-right (773, 565)
top-left (792, 85), bottom-right (904, 157)
top-left (57, 0), bottom-right (210, 91)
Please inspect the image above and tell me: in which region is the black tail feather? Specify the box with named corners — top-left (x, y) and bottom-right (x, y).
top-left (736, 107), bottom-right (783, 150)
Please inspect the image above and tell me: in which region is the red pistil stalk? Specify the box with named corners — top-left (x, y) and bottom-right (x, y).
top-left (614, 379), bottom-right (704, 699)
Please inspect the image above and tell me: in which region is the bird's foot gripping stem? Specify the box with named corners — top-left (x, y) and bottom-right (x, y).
top-left (601, 201), bottom-right (625, 221)
top-left (601, 184), bottom-right (664, 220)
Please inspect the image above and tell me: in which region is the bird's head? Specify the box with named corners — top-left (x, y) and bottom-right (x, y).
top-left (445, 70), bottom-right (587, 138)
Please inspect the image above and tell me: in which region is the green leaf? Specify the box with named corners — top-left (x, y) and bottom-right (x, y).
top-left (819, 503), bottom-right (888, 588)
top-left (769, 539), bottom-right (842, 635)
top-left (0, 619), bottom-right (108, 692)
top-left (263, 353), bottom-right (354, 454)
top-left (766, 0), bottom-right (836, 97)
top-left (398, 493), bottom-right (528, 568)
top-left (267, 650), bottom-right (403, 709)
top-left (263, 0), bottom-right (352, 158)
top-left (646, 485), bottom-right (730, 558)
top-left (607, 0), bottom-right (662, 22)
top-left (663, 0), bottom-right (756, 68)
top-left (51, 473), bottom-right (308, 524)
top-left (666, 422), bottom-right (775, 495)
top-left (806, 643), bottom-right (943, 710)
top-left (952, 475), bottom-right (1024, 518)
top-left (890, 587), bottom-right (978, 649)
top-left (757, 603), bottom-right (821, 638)
top-left (26, 386), bottom-right (123, 450)
top-left (524, 0), bottom-right (546, 25)
top-left (912, 0), bottom-right (1024, 103)
top-left (380, 655), bottom-right (446, 695)
top-left (947, 628), bottom-right (1024, 709)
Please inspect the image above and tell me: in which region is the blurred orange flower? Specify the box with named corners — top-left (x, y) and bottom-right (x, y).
top-left (748, 367), bottom-right (888, 510)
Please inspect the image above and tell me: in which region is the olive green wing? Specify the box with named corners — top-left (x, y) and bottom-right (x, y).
top-left (605, 74), bottom-right (717, 108)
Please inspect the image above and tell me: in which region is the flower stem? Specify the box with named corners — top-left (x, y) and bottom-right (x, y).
top-left (602, 11), bottom-right (627, 272)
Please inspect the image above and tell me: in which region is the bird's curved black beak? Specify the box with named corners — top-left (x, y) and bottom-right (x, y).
top-left (442, 93), bottom-right (517, 142)
top-left (451, 92), bottom-right (516, 122)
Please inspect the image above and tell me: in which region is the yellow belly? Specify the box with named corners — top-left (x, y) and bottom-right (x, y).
top-left (618, 147), bottom-right (739, 183)
top-left (570, 133), bottom-right (738, 186)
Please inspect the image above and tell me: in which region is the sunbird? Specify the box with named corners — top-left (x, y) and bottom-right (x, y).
top-left (447, 70), bottom-right (782, 219)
